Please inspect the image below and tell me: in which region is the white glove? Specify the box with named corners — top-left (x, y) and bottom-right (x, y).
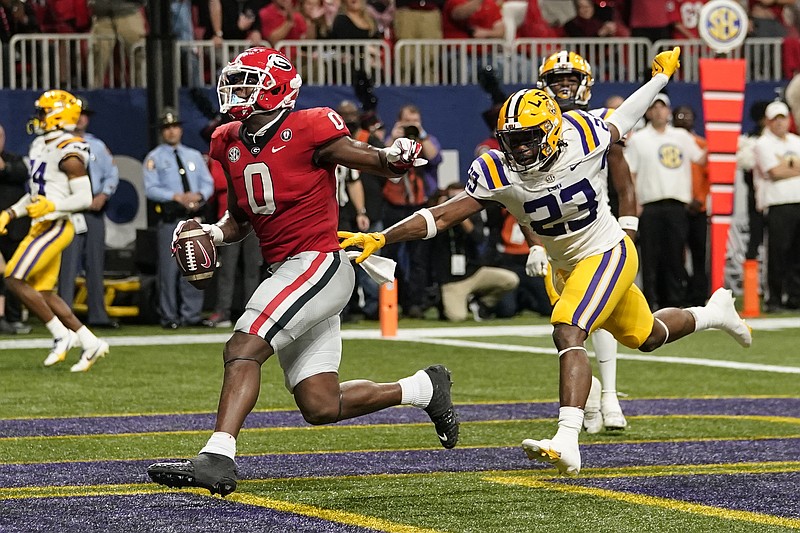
top-left (383, 138), bottom-right (428, 172)
top-left (171, 219), bottom-right (224, 254)
top-left (525, 245), bottom-right (549, 277)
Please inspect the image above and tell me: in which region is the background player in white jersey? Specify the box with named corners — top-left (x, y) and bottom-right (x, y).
top-left (0, 90), bottom-right (109, 372)
top-left (341, 47), bottom-right (752, 477)
top-left (536, 50), bottom-right (634, 433)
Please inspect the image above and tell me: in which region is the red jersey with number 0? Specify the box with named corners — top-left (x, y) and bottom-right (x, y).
top-left (209, 107), bottom-right (349, 264)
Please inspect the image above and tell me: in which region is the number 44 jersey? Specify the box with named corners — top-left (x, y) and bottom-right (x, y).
top-left (209, 107), bottom-right (349, 265)
top-left (466, 109), bottom-right (625, 273)
top-left (27, 131), bottom-right (90, 221)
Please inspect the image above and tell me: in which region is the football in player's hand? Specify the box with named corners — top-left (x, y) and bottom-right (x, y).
top-left (173, 220), bottom-right (217, 290)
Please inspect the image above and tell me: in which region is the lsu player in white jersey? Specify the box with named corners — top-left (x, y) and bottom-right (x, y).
top-left (340, 47), bottom-right (752, 476)
top-left (0, 90), bottom-right (109, 372)
top-left (536, 50), bottom-right (634, 434)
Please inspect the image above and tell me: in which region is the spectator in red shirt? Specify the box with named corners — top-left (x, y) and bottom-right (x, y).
top-left (564, 0), bottom-right (620, 37)
top-left (671, 0), bottom-right (704, 39)
top-left (627, 0), bottom-right (673, 42)
top-left (517, 0), bottom-right (561, 38)
top-left (442, 0), bottom-right (504, 39)
top-left (260, 0), bottom-right (308, 45)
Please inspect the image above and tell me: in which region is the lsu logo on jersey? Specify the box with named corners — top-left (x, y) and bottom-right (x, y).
top-left (658, 144), bottom-right (684, 169)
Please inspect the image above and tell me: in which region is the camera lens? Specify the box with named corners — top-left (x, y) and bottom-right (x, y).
top-left (403, 125), bottom-right (420, 139)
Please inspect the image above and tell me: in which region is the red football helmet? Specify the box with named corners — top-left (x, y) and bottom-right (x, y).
top-left (217, 47), bottom-right (303, 120)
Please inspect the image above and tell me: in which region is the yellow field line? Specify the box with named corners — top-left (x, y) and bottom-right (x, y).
top-left (485, 473), bottom-right (800, 529)
top-left (229, 492), bottom-right (444, 533)
top-left (0, 483), bottom-right (442, 533)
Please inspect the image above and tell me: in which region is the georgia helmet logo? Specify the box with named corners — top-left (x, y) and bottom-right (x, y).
top-left (281, 129), bottom-right (292, 142)
top-left (268, 53), bottom-right (293, 71)
top-left (228, 147), bottom-right (240, 162)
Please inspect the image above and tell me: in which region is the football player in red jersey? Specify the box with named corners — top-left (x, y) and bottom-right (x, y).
top-left (147, 47), bottom-right (460, 496)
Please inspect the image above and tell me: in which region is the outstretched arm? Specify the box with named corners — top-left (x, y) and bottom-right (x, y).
top-left (340, 192), bottom-right (486, 263)
top-left (607, 47), bottom-right (681, 142)
top-left (318, 136), bottom-right (426, 179)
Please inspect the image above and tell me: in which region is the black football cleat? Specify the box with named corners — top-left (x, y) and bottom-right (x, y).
top-left (423, 365), bottom-right (459, 449)
top-left (147, 452), bottom-right (239, 496)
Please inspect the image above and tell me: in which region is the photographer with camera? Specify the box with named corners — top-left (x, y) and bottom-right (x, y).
top-left (383, 104), bottom-right (442, 318)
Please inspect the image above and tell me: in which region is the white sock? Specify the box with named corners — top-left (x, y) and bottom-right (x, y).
top-left (75, 326), bottom-right (98, 349)
top-left (601, 391), bottom-right (622, 411)
top-left (45, 317), bottom-right (69, 339)
top-left (200, 431), bottom-right (237, 459)
top-left (553, 406), bottom-right (583, 445)
top-left (398, 370), bottom-right (434, 408)
top-left (592, 329), bottom-right (618, 392)
top-left (687, 305), bottom-right (714, 331)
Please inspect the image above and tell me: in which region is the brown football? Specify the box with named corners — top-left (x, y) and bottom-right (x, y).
top-left (174, 220), bottom-right (217, 290)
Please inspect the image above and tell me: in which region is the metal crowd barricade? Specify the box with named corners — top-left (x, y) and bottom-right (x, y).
top-left (510, 38), bottom-right (652, 84)
top-left (652, 38), bottom-right (783, 82)
top-left (174, 39), bottom-right (263, 89)
top-left (393, 39), bottom-right (506, 85)
top-left (7, 33), bottom-right (147, 90)
top-left (274, 39), bottom-right (392, 87)
top-left (1, 35), bottom-right (788, 89)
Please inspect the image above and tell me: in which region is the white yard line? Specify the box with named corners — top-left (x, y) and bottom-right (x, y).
top-left (1, 318), bottom-right (798, 374)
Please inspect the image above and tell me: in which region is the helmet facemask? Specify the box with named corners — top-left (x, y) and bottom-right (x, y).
top-left (497, 125), bottom-right (557, 173)
top-left (537, 51), bottom-right (594, 111)
top-left (217, 49), bottom-right (302, 121)
top-left (496, 89), bottom-right (562, 173)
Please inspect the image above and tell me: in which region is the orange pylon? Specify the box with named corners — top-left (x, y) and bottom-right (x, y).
top-left (741, 259), bottom-right (760, 318)
top-left (379, 279), bottom-right (398, 337)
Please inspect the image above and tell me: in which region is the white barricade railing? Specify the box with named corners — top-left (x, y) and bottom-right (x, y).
top-left (274, 40), bottom-right (392, 87)
top-left (510, 37), bottom-right (652, 84)
top-left (2, 35), bottom-right (788, 89)
top-left (8, 33), bottom-right (147, 90)
top-left (652, 38), bottom-right (782, 82)
top-left (174, 39), bottom-right (267, 89)
top-left (393, 39), bottom-right (506, 85)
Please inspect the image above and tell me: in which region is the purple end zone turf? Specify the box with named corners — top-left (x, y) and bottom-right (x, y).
top-left (564, 471), bottom-right (800, 519)
top-left (1, 438), bottom-right (798, 489)
top-left (0, 493), bottom-right (382, 533)
top-left (3, 398), bottom-right (799, 438)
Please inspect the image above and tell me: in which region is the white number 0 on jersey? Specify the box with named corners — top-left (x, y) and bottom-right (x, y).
top-left (244, 162), bottom-right (276, 215)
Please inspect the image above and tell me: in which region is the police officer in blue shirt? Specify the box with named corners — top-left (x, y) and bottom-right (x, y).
top-left (58, 96), bottom-right (121, 329)
top-left (143, 108), bottom-right (214, 329)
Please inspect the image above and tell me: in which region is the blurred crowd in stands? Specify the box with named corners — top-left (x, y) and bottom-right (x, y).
top-left (2, 1), bottom-right (800, 88)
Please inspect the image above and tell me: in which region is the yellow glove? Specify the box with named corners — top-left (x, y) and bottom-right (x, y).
top-left (0, 210), bottom-right (10, 236)
top-left (652, 46), bottom-right (681, 78)
top-left (338, 231), bottom-right (386, 264)
top-left (27, 197), bottom-right (56, 218)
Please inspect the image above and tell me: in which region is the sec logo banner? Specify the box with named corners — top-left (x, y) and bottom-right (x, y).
top-left (698, 0), bottom-right (747, 54)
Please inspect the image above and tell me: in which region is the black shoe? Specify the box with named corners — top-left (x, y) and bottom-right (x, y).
top-left (147, 452), bottom-right (239, 496)
top-left (89, 321), bottom-right (120, 330)
top-left (162, 321), bottom-right (179, 330)
top-left (8, 321), bottom-right (32, 335)
top-left (0, 318), bottom-right (13, 334)
top-left (404, 305), bottom-right (425, 319)
top-left (423, 365), bottom-right (459, 449)
top-left (184, 319), bottom-right (215, 328)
